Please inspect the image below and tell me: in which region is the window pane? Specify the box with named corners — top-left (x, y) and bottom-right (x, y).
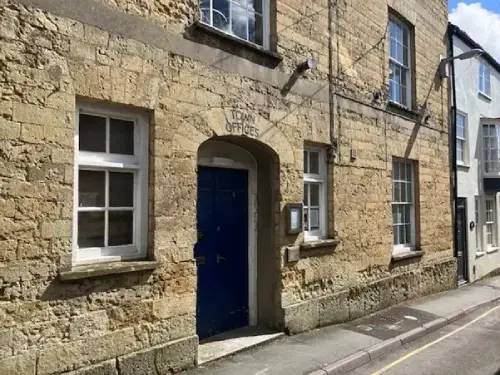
top-left (303, 208), bottom-right (309, 231)
top-left (405, 224), bottom-right (411, 244)
top-left (310, 208), bottom-right (320, 230)
top-left (109, 172), bottom-right (134, 207)
top-left (212, 0), bottom-right (230, 31)
top-left (309, 151), bottom-right (319, 174)
top-left (392, 161), bottom-right (399, 180)
top-left (405, 205), bottom-right (411, 224)
top-left (393, 181), bottom-right (401, 202)
top-left (392, 205), bottom-right (401, 225)
top-left (250, 12), bottom-right (263, 46)
top-left (310, 184), bottom-right (320, 206)
top-left (399, 225), bottom-right (406, 245)
top-left (79, 170), bottom-right (105, 207)
top-left (400, 182), bottom-right (407, 202)
top-left (78, 212), bottom-right (105, 248)
top-left (406, 162), bottom-right (412, 182)
top-left (108, 211), bottom-right (134, 246)
top-left (200, 0), bottom-right (210, 23)
top-left (231, 3), bottom-right (249, 40)
top-left (303, 183), bottom-right (309, 206)
top-left (79, 114), bottom-right (106, 152)
top-left (109, 118), bottom-right (134, 155)
top-left (303, 151), bottom-right (309, 174)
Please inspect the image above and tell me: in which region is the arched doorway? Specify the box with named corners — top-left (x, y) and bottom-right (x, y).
top-left (195, 137), bottom-right (279, 340)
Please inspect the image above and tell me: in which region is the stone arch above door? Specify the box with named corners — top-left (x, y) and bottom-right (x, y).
top-left (172, 107), bottom-right (295, 166)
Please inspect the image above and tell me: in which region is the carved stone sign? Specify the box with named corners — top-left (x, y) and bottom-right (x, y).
top-left (225, 108), bottom-right (259, 138)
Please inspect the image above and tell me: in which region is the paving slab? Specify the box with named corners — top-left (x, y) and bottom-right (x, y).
top-left (198, 326), bottom-right (283, 365)
top-left (344, 306), bottom-right (439, 340)
top-left (408, 284), bottom-right (500, 317)
top-left (186, 327), bottom-right (380, 375)
top-left (477, 277), bottom-right (500, 289)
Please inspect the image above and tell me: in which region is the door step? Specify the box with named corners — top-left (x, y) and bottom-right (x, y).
top-left (197, 326), bottom-right (284, 366)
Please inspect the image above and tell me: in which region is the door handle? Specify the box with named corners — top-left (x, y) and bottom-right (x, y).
top-left (196, 256), bottom-right (205, 265)
top-left (216, 254), bottom-right (226, 263)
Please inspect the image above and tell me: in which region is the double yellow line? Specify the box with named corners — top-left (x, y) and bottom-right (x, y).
top-left (371, 303), bottom-right (500, 375)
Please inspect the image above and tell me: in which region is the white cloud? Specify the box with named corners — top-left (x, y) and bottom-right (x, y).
top-left (449, 2), bottom-right (500, 61)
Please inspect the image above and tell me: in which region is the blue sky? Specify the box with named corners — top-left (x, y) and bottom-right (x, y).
top-left (449, 1), bottom-right (500, 60)
top-left (449, 0), bottom-right (499, 12)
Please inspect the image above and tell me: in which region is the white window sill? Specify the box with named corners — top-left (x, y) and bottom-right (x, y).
top-left (388, 100), bottom-right (411, 111)
top-left (59, 260), bottom-right (159, 281)
top-left (476, 251), bottom-right (486, 258)
top-left (479, 91), bottom-right (492, 101)
top-left (193, 21), bottom-right (282, 62)
top-left (391, 250), bottom-right (423, 261)
top-left (486, 247), bottom-right (499, 254)
top-left (457, 162), bottom-right (470, 169)
top-left (300, 238), bottom-right (341, 250)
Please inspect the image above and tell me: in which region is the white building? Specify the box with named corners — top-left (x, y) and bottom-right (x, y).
top-left (450, 24), bottom-right (500, 283)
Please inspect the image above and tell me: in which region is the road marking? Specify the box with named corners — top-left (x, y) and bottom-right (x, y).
top-left (371, 303), bottom-right (500, 375)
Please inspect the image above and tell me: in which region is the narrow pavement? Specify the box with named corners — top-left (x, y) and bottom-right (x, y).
top-left (348, 300), bottom-right (500, 375)
top-left (182, 276), bottom-right (500, 375)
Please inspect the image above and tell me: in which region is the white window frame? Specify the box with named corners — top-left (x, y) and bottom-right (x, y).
top-left (475, 196), bottom-right (481, 251)
top-left (479, 60), bottom-right (491, 97)
top-left (456, 111), bottom-right (468, 165)
top-left (392, 159), bottom-right (416, 254)
top-left (485, 196), bottom-right (496, 249)
top-left (481, 120), bottom-right (500, 176)
top-left (388, 16), bottom-right (412, 108)
top-left (303, 147), bottom-right (327, 241)
top-left (73, 102), bottom-right (149, 265)
top-left (199, 0), bottom-right (271, 49)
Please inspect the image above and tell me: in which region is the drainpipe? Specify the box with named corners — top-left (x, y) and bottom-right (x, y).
top-left (328, 0), bottom-right (336, 236)
top-left (448, 24), bottom-right (458, 261)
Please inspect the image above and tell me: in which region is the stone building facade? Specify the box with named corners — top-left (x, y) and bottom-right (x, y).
top-left (0, 0), bottom-right (455, 374)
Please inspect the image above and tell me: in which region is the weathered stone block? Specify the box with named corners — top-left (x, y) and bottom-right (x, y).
top-left (117, 347), bottom-right (156, 375)
top-left (155, 335), bottom-right (198, 374)
top-left (63, 359), bottom-right (118, 375)
top-left (283, 299), bottom-right (319, 334)
top-left (40, 220), bottom-right (72, 239)
top-left (13, 103), bottom-right (67, 127)
top-left (37, 328), bottom-right (138, 374)
top-left (0, 352), bottom-right (36, 375)
top-left (152, 294), bottom-right (195, 320)
top-left (70, 40), bottom-right (96, 60)
top-left (69, 310), bottom-right (109, 340)
top-left (0, 119), bottom-right (20, 140)
top-left (318, 290), bottom-right (349, 327)
top-left (0, 329), bottom-right (12, 359)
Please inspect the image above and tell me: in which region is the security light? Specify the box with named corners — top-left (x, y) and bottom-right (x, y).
top-left (299, 58), bottom-right (316, 72)
top-left (439, 48), bottom-right (484, 78)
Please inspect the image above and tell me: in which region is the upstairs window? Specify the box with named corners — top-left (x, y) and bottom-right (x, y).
top-left (456, 112), bottom-right (467, 165)
top-left (303, 148), bottom-right (327, 241)
top-left (388, 16), bottom-right (412, 107)
top-left (479, 61), bottom-right (491, 96)
top-left (485, 197), bottom-right (496, 248)
top-left (200, 0), bottom-right (270, 49)
top-left (482, 123), bottom-right (500, 174)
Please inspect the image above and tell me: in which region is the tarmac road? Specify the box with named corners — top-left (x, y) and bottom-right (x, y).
top-left (348, 301), bottom-right (500, 375)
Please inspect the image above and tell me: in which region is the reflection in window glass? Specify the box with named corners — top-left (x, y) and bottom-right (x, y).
top-left (200, 0), bottom-right (265, 46)
top-left (78, 212), bottom-right (105, 248)
top-left (79, 114), bottom-right (106, 152)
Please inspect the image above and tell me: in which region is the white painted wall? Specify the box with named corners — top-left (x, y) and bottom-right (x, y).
top-left (453, 35), bottom-right (500, 281)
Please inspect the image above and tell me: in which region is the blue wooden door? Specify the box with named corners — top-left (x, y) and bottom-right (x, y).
top-left (195, 166), bottom-right (249, 340)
